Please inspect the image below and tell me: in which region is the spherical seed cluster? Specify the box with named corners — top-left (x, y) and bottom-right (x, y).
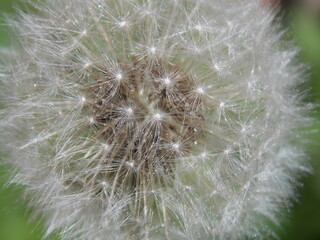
top-left (0, 0), bottom-right (310, 240)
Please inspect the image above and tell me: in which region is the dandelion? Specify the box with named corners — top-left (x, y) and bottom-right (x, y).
top-left (0, 0), bottom-right (311, 239)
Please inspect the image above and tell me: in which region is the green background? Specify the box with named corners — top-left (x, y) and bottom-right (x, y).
top-left (0, 1), bottom-right (319, 239)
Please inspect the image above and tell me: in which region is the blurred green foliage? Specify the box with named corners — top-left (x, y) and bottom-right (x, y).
top-left (0, 0), bottom-right (15, 46)
top-left (0, 1), bottom-right (319, 239)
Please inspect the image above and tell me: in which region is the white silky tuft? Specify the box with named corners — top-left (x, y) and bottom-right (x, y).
top-left (0, 0), bottom-right (311, 239)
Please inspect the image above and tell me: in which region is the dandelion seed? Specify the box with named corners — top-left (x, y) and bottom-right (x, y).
top-left (150, 46), bottom-right (156, 54)
top-left (163, 77), bottom-right (171, 86)
top-left (201, 152), bottom-right (207, 158)
top-left (172, 143), bottom-right (180, 151)
top-left (88, 117), bottom-right (95, 124)
top-left (125, 107), bottom-right (133, 115)
top-left (80, 30), bottom-right (87, 37)
top-left (224, 148), bottom-right (231, 155)
top-left (83, 62), bottom-right (91, 69)
top-left (103, 144), bottom-right (110, 152)
top-left (195, 25), bottom-right (203, 31)
top-left (118, 21), bottom-right (127, 28)
top-left (101, 181), bottom-right (107, 186)
top-left (126, 161), bottom-right (135, 168)
top-left (196, 87), bottom-right (205, 94)
top-left (153, 112), bottom-right (162, 121)
top-left (115, 73), bottom-right (123, 80)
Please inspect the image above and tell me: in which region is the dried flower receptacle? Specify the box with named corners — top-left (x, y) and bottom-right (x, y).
top-left (77, 57), bottom-right (205, 212)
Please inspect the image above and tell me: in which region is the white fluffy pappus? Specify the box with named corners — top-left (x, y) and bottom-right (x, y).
top-left (0, 0), bottom-right (311, 239)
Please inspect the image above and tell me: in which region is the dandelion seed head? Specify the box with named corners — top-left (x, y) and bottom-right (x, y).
top-left (0, 0), bottom-right (311, 240)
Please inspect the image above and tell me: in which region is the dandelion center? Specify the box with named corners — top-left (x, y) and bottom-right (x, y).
top-left (85, 57), bottom-right (205, 192)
